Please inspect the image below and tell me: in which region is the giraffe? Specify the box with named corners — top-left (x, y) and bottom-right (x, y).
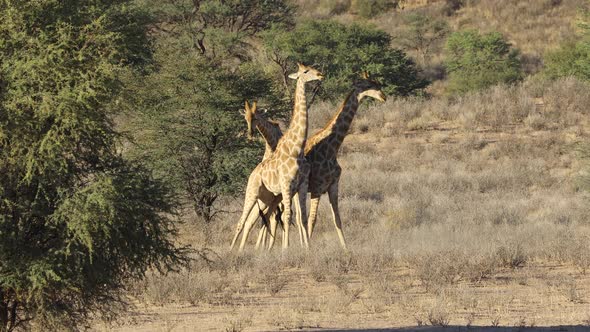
top-left (264, 72), bottom-right (386, 250)
top-left (239, 100), bottom-right (284, 248)
top-left (239, 100), bottom-right (283, 160)
top-left (230, 63), bottom-right (323, 251)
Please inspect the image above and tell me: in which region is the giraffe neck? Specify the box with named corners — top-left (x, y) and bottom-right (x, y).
top-left (279, 78), bottom-right (308, 157)
top-left (255, 118), bottom-right (282, 160)
top-left (311, 89), bottom-right (361, 152)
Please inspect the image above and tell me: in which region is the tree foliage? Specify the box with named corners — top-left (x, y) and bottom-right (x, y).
top-left (124, 0), bottom-right (292, 221)
top-left (544, 6), bottom-right (590, 81)
top-left (122, 47), bottom-right (274, 221)
top-left (263, 20), bottom-right (429, 99)
top-left (0, 1), bottom-right (186, 330)
top-left (141, 0), bottom-right (295, 60)
top-left (445, 30), bottom-right (523, 94)
top-left (399, 13), bottom-right (449, 63)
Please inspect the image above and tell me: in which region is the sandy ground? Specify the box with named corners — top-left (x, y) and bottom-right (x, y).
top-left (94, 263), bottom-right (590, 332)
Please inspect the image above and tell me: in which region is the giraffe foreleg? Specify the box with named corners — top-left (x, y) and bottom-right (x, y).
top-left (295, 182), bottom-right (309, 249)
top-left (280, 191), bottom-right (292, 250)
top-left (238, 199), bottom-right (269, 251)
top-left (230, 193), bottom-right (258, 250)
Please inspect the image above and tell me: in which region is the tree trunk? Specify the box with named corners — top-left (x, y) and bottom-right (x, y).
top-left (0, 291), bottom-right (8, 332)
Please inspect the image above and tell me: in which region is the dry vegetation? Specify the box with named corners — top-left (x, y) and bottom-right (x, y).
top-left (93, 1), bottom-right (590, 331)
top-left (93, 76), bottom-right (590, 331)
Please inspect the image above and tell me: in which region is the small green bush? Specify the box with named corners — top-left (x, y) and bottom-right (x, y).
top-left (445, 30), bottom-right (523, 95)
top-left (544, 6), bottom-right (590, 81)
top-left (351, 0), bottom-right (398, 18)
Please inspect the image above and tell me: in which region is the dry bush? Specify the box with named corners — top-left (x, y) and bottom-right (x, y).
top-left (138, 269), bottom-right (209, 305)
top-left (411, 248), bottom-right (500, 291)
top-left (496, 244), bottom-right (528, 268)
top-left (428, 305), bottom-right (450, 327)
top-left (223, 315), bottom-right (252, 332)
top-left (354, 77), bottom-right (589, 133)
top-left (305, 250), bottom-right (356, 278)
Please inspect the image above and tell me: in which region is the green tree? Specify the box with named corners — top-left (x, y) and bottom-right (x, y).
top-left (122, 46), bottom-right (276, 221)
top-left (399, 13), bottom-right (449, 63)
top-left (544, 6), bottom-right (590, 80)
top-left (141, 0), bottom-right (295, 60)
top-left (263, 20), bottom-right (429, 99)
top-left (124, 0), bottom-right (292, 221)
top-left (445, 30), bottom-right (523, 94)
top-left (0, 1), bottom-right (186, 330)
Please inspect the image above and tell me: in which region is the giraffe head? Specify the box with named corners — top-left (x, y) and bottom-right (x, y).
top-left (240, 100), bottom-right (260, 140)
top-left (240, 100), bottom-right (280, 140)
top-left (354, 71), bottom-right (387, 102)
top-left (287, 63), bottom-right (323, 83)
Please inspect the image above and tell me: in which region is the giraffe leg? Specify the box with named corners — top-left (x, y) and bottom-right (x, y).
top-left (254, 201), bottom-right (273, 251)
top-left (294, 193), bottom-right (305, 247)
top-left (295, 181), bottom-right (309, 249)
top-left (230, 193), bottom-right (258, 250)
top-left (261, 225), bottom-right (268, 248)
top-left (238, 199), bottom-right (270, 251)
top-left (307, 194), bottom-right (321, 239)
top-left (267, 211), bottom-right (278, 250)
top-left (267, 200), bottom-right (282, 250)
top-left (280, 191), bottom-right (292, 250)
top-left (254, 225), bottom-right (265, 250)
top-left (327, 181), bottom-right (347, 250)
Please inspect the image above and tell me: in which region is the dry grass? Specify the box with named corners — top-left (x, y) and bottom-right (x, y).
top-left (299, 0), bottom-right (587, 95)
top-left (97, 75), bottom-right (590, 331)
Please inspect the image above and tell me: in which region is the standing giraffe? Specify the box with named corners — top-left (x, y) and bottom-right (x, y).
top-left (239, 100), bottom-right (284, 248)
top-left (230, 63), bottom-right (322, 251)
top-left (304, 72), bottom-right (386, 248)
top-left (264, 72), bottom-right (386, 249)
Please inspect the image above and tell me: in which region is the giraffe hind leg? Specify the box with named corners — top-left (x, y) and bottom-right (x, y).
top-left (327, 182), bottom-right (347, 250)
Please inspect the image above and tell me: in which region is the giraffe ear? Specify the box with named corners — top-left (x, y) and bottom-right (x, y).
top-left (288, 72), bottom-right (299, 80)
top-left (239, 108), bottom-right (246, 116)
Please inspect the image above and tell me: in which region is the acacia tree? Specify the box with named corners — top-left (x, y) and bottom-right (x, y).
top-left (262, 20), bottom-right (429, 100)
top-left (0, 1), bottom-right (186, 330)
top-left (143, 0), bottom-right (295, 59)
top-left (123, 0), bottom-right (293, 221)
top-left (399, 13), bottom-right (449, 63)
top-left (445, 30), bottom-right (523, 94)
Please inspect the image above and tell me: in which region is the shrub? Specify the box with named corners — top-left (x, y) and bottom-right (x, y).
top-left (544, 6), bottom-right (590, 80)
top-left (351, 0), bottom-right (399, 18)
top-left (445, 30), bottom-right (523, 94)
